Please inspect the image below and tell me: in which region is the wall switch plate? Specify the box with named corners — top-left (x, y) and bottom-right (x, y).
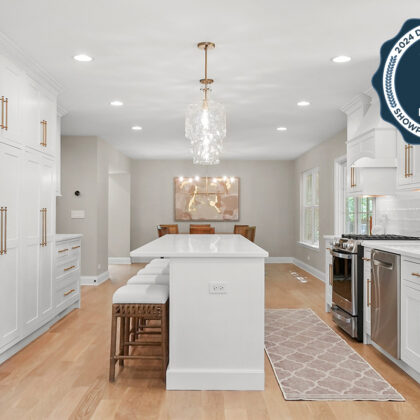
top-left (209, 281), bottom-right (227, 294)
top-left (71, 210), bottom-right (85, 219)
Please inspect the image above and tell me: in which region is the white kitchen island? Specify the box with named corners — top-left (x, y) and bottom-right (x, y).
top-left (130, 234), bottom-right (268, 390)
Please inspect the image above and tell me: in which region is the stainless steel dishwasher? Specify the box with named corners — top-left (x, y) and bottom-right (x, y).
top-left (371, 249), bottom-right (401, 359)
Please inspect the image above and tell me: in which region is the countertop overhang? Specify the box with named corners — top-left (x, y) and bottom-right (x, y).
top-left (130, 234), bottom-right (269, 258)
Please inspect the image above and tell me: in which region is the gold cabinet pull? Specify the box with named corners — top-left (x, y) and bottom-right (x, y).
top-left (72, 245), bottom-right (81, 249)
top-left (58, 248), bottom-right (68, 253)
top-left (4, 98), bottom-right (8, 131)
top-left (350, 167), bottom-right (356, 188)
top-left (408, 145), bottom-right (413, 177)
top-left (329, 263), bottom-right (333, 286)
top-left (44, 208), bottom-right (47, 246)
top-left (4, 207), bottom-right (6, 254)
top-left (362, 257), bottom-right (371, 261)
top-left (0, 207), bottom-right (3, 255)
top-left (40, 208), bottom-right (47, 246)
top-left (367, 279), bottom-right (371, 307)
top-left (405, 144), bottom-right (408, 177)
top-left (64, 265), bottom-right (75, 272)
top-left (44, 120), bottom-right (47, 147)
top-left (411, 272), bottom-right (420, 278)
top-left (0, 96), bottom-right (4, 129)
top-left (64, 288), bottom-right (75, 296)
top-left (40, 209), bottom-right (44, 246)
top-left (40, 121), bottom-right (47, 147)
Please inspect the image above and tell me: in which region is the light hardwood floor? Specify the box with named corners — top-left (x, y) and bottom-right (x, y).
top-left (0, 263), bottom-right (419, 419)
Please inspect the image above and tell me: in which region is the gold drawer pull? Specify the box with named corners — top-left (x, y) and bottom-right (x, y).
top-left (64, 289), bottom-right (75, 296)
top-left (58, 248), bottom-right (68, 253)
top-left (72, 245), bottom-right (81, 249)
top-left (411, 272), bottom-right (420, 277)
top-left (362, 257), bottom-right (371, 261)
top-left (64, 265), bottom-right (75, 272)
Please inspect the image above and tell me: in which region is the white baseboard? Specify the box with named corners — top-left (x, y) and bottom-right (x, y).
top-left (266, 257), bottom-right (293, 263)
top-left (166, 367), bottom-right (264, 390)
top-left (108, 257), bottom-right (131, 265)
top-left (292, 258), bottom-right (325, 282)
top-left (81, 270), bottom-right (110, 286)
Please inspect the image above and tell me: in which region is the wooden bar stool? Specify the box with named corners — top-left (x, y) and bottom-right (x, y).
top-left (109, 284), bottom-right (169, 382)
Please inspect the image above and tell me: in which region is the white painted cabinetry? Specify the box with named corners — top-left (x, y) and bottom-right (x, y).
top-left (401, 258), bottom-right (420, 373)
top-left (0, 49), bottom-right (73, 364)
top-left (363, 247), bottom-right (372, 343)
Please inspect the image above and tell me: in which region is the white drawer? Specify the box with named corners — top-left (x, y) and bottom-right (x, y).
top-left (402, 258), bottom-right (420, 287)
top-left (56, 240), bottom-right (81, 261)
top-left (56, 256), bottom-right (79, 278)
top-left (69, 240), bottom-right (81, 258)
top-left (56, 278), bottom-right (79, 309)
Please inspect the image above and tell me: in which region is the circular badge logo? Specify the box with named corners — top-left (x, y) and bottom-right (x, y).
top-left (372, 19), bottom-right (420, 144)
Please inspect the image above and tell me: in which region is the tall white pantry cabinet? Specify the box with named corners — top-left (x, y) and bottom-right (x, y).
top-left (0, 50), bottom-right (62, 363)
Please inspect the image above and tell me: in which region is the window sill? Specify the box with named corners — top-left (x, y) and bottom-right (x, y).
top-left (297, 241), bottom-right (320, 252)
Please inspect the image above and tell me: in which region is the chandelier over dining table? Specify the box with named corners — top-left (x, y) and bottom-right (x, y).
top-left (185, 42), bottom-right (226, 165)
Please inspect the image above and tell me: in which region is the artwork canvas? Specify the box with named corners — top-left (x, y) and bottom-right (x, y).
top-left (174, 177), bottom-right (239, 221)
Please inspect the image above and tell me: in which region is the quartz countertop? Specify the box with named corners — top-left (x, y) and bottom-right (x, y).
top-left (56, 234), bottom-right (83, 243)
top-left (361, 240), bottom-right (420, 260)
top-left (130, 234), bottom-right (269, 258)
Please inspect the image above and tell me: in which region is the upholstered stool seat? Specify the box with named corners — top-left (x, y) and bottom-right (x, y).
top-left (127, 274), bottom-right (169, 285)
top-left (148, 258), bottom-right (170, 266)
top-left (109, 284), bottom-right (169, 382)
top-left (137, 264), bottom-right (169, 275)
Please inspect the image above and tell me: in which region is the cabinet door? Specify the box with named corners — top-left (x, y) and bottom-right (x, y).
top-left (0, 143), bottom-right (21, 349)
top-left (21, 153), bottom-right (41, 333)
top-left (39, 93), bottom-right (56, 157)
top-left (20, 76), bottom-right (41, 150)
top-left (363, 248), bottom-right (372, 339)
top-left (39, 158), bottom-right (54, 319)
top-left (408, 145), bottom-right (420, 185)
top-left (0, 59), bottom-right (21, 144)
top-left (401, 282), bottom-right (420, 372)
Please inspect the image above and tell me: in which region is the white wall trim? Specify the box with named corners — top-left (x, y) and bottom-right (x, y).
top-left (292, 258), bottom-right (325, 283)
top-left (108, 257), bottom-right (131, 265)
top-left (81, 270), bottom-right (110, 286)
top-left (266, 257), bottom-right (293, 263)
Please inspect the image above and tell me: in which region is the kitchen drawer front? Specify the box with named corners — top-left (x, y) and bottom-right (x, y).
top-left (56, 240), bottom-right (81, 261)
top-left (56, 277), bottom-right (79, 309)
top-left (69, 240), bottom-right (81, 258)
top-left (402, 258), bottom-right (420, 287)
top-left (56, 256), bottom-right (79, 278)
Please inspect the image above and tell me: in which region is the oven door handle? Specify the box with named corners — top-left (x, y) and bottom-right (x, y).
top-left (331, 250), bottom-right (354, 260)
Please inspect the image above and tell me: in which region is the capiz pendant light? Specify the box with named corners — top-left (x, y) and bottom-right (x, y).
top-left (185, 42), bottom-right (226, 165)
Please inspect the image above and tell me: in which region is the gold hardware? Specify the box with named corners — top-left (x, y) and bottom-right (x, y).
top-left (367, 279), bottom-right (371, 307)
top-left (411, 272), bottom-right (420, 278)
top-left (408, 145), bottom-right (413, 177)
top-left (64, 265), bottom-right (75, 272)
top-left (4, 98), bottom-right (8, 131)
top-left (72, 245), bottom-right (81, 249)
top-left (44, 208), bottom-right (47, 246)
top-left (64, 288), bottom-right (75, 296)
top-left (58, 248), bottom-right (68, 253)
top-left (362, 257), bottom-right (371, 261)
top-left (0, 207), bottom-right (3, 255)
top-left (0, 96), bottom-right (4, 129)
top-left (404, 144), bottom-right (408, 177)
top-left (197, 41), bottom-right (215, 102)
top-left (40, 121), bottom-right (47, 147)
top-left (4, 207), bottom-right (6, 254)
top-left (40, 208), bottom-right (47, 246)
top-left (350, 167), bottom-right (356, 188)
top-left (329, 263), bottom-right (333, 286)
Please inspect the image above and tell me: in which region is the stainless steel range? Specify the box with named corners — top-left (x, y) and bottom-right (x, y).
top-left (330, 234), bottom-right (420, 341)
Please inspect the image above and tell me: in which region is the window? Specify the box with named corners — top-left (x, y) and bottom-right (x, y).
top-left (335, 158), bottom-right (375, 234)
top-left (301, 167), bottom-right (319, 247)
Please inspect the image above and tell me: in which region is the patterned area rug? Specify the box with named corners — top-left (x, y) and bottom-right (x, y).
top-left (265, 309), bottom-right (404, 401)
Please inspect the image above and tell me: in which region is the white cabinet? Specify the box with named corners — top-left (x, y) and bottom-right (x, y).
top-left (401, 258), bottom-right (420, 372)
top-left (0, 58), bottom-right (21, 144)
top-left (324, 238), bottom-right (333, 312)
top-left (396, 134), bottom-right (420, 190)
top-left (363, 247), bottom-right (372, 342)
top-left (347, 165), bottom-right (362, 195)
top-left (0, 142), bottom-right (21, 350)
top-left (39, 92), bottom-right (56, 157)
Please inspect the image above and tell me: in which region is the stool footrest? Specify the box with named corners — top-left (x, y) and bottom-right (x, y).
top-left (114, 355), bottom-right (163, 360)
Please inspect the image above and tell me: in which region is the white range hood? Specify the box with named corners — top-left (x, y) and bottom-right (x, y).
top-left (341, 89), bottom-right (398, 196)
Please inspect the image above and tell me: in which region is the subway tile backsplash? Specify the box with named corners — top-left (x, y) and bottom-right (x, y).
top-left (376, 194), bottom-right (420, 236)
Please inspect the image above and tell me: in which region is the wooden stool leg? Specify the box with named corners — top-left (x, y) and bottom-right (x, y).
top-left (119, 316), bottom-right (125, 366)
top-left (124, 316), bottom-right (130, 358)
top-left (161, 303), bottom-right (169, 380)
top-left (109, 312), bottom-right (117, 382)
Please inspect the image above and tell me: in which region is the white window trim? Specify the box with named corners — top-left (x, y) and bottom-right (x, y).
top-left (300, 167), bottom-right (319, 248)
top-left (334, 155), bottom-right (347, 235)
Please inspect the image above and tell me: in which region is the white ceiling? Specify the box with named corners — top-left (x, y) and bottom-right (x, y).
top-left (0, 0), bottom-right (418, 160)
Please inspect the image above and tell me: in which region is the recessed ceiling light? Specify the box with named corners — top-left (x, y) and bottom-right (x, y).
top-left (297, 100), bottom-right (310, 107)
top-left (131, 125), bottom-right (142, 131)
top-left (277, 127), bottom-right (287, 131)
top-left (73, 54), bottom-right (93, 62)
top-left (110, 100), bottom-right (123, 107)
top-left (332, 55), bottom-right (351, 63)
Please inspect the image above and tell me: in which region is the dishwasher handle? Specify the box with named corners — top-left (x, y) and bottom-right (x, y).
top-left (373, 259), bottom-right (393, 270)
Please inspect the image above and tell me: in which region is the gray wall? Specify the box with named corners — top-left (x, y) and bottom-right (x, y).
top-left (57, 136), bottom-right (131, 277)
top-left (293, 130), bottom-right (346, 272)
top-left (130, 160), bottom-right (295, 257)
